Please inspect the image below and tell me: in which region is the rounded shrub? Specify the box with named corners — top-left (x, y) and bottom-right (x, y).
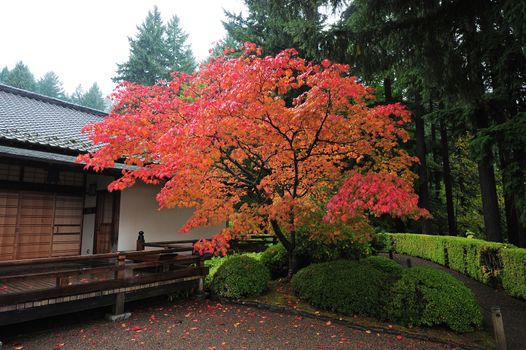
top-left (211, 255), bottom-right (270, 298)
top-left (363, 255), bottom-right (403, 281)
top-left (261, 243), bottom-right (288, 278)
top-left (291, 260), bottom-right (397, 318)
top-left (387, 266), bottom-right (482, 332)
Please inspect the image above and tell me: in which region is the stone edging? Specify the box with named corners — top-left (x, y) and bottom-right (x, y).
top-left (210, 296), bottom-right (486, 350)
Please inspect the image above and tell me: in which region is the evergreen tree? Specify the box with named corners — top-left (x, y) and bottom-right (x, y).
top-left (37, 71), bottom-right (65, 99)
top-left (113, 6), bottom-right (167, 85)
top-left (3, 61), bottom-right (36, 91)
top-left (68, 85), bottom-right (85, 105)
top-left (165, 15), bottom-right (196, 74)
top-left (0, 66), bottom-right (9, 83)
top-left (81, 82), bottom-right (106, 111)
top-left (113, 7), bottom-right (196, 85)
top-left (224, 0), bottom-right (328, 61)
top-left (335, 0), bottom-right (526, 244)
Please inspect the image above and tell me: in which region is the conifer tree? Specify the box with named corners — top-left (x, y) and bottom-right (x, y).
top-left (165, 15), bottom-right (196, 74)
top-left (3, 61), bottom-right (36, 91)
top-left (113, 7), bottom-right (196, 85)
top-left (81, 82), bottom-right (106, 111)
top-left (37, 71), bottom-right (65, 99)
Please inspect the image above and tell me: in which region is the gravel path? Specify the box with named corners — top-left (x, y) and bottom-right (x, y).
top-left (391, 253), bottom-right (526, 350)
top-left (3, 298), bottom-right (459, 350)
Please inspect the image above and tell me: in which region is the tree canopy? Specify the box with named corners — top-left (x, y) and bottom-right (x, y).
top-left (113, 6), bottom-right (196, 85)
top-left (81, 44), bottom-right (427, 274)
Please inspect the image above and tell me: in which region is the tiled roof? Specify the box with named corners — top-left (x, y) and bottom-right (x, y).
top-left (0, 83), bottom-right (106, 153)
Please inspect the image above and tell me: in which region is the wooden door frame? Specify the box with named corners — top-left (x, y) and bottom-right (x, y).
top-left (93, 190), bottom-right (120, 254)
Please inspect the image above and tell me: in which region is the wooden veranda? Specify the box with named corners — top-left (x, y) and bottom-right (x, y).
top-left (0, 245), bottom-right (207, 326)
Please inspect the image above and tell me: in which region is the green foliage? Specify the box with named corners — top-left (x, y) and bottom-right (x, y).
top-left (291, 259), bottom-right (398, 319)
top-left (114, 7), bottom-right (196, 85)
top-left (210, 255), bottom-right (270, 298)
top-left (445, 238), bottom-right (505, 284)
top-left (387, 267), bottom-right (482, 332)
top-left (223, 0), bottom-right (328, 61)
top-left (165, 15), bottom-right (197, 74)
top-left (371, 232), bottom-right (392, 253)
top-left (205, 252), bottom-right (263, 286)
top-left (80, 83), bottom-right (106, 111)
top-left (387, 233), bottom-right (526, 298)
top-left (390, 233), bottom-right (447, 265)
top-left (500, 248), bottom-right (526, 300)
top-left (295, 208), bottom-right (374, 264)
top-left (0, 66), bottom-right (9, 82)
top-left (37, 71), bottom-right (65, 99)
top-left (3, 61), bottom-right (36, 91)
top-left (363, 255), bottom-right (403, 280)
top-left (261, 243), bottom-right (288, 278)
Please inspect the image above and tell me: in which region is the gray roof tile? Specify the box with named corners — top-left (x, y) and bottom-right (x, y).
top-left (0, 83), bottom-right (106, 153)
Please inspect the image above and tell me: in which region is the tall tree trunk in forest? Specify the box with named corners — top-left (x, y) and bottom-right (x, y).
top-left (500, 151), bottom-right (526, 247)
top-left (463, 16), bottom-right (503, 242)
top-left (384, 77), bottom-right (392, 102)
top-left (440, 120), bottom-right (457, 235)
top-left (414, 96), bottom-right (431, 234)
top-left (478, 156), bottom-right (503, 242)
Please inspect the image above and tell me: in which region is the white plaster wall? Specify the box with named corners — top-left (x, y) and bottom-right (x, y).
top-left (80, 174), bottom-right (114, 255)
top-left (117, 182), bottom-right (220, 251)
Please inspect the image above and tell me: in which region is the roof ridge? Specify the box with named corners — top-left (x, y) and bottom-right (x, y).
top-left (0, 83), bottom-right (108, 117)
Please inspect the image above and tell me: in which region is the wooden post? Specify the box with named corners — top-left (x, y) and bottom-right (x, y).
top-left (56, 276), bottom-right (70, 287)
top-left (137, 231), bottom-right (145, 251)
top-left (115, 254), bottom-right (125, 280)
top-left (113, 292), bottom-right (125, 315)
top-left (491, 306), bottom-right (507, 350)
top-left (197, 257), bottom-right (205, 293)
top-left (106, 254), bottom-right (130, 321)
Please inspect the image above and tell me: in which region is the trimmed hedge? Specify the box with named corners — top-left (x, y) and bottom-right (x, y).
top-left (501, 248), bottom-right (526, 299)
top-left (205, 252), bottom-right (263, 286)
top-left (291, 258), bottom-right (399, 319)
top-left (210, 255), bottom-right (270, 298)
top-left (389, 234), bottom-right (447, 265)
top-left (387, 266), bottom-right (482, 332)
top-left (363, 255), bottom-right (403, 281)
top-left (386, 233), bottom-right (525, 299)
top-left (261, 243), bottom-right (288, 278)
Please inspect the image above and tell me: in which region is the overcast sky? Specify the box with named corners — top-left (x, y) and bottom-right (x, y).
top-left (0, 0), bottom-right (246, 97)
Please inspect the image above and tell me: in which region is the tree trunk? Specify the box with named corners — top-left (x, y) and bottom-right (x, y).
top-left (414, 105), bottom-right (431, 234)
top-left (440, 120), bottom-right (457, 235)
top-left (499, 151), bottom-right (526, 247)
top-left (478, 156), bottom-right (503, 242)
top-left (383, 77), bottom-right (393, 102)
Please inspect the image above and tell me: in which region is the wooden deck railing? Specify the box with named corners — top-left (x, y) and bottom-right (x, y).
top-left (0, 247), bottom-right (208, 325)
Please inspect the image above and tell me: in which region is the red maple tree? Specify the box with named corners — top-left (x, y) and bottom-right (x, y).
top-left (80, 43), bottom-right (427, 276)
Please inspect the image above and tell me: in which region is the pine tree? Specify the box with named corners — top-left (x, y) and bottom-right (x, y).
top-left (3, 61), bottom-right (36, 91)
top-left (113, 6), bottom-right (168, 85)
top-left (165, 15), bottom-right (196, 74)
top-left (37, 71), bottom-right (65, 99)
top-left (0, 66), bottom-right (9, 83)
top-left (81, 83), bottom-right (106, 111)
top-left (68, 85), bottom-right (85, 105)
top-left (224, 0), bottom-right (328, 61)
top-left (113, 7), bottom-right (196, 85)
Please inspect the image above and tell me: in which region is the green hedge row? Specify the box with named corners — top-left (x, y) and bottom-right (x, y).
top-left (292, 258), bottom-right (482, 332)
top-left (385, 233), bottom-right (526, 299)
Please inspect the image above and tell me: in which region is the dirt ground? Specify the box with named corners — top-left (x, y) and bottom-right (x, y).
top-left (2, 298), bottom-right (460, 350)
